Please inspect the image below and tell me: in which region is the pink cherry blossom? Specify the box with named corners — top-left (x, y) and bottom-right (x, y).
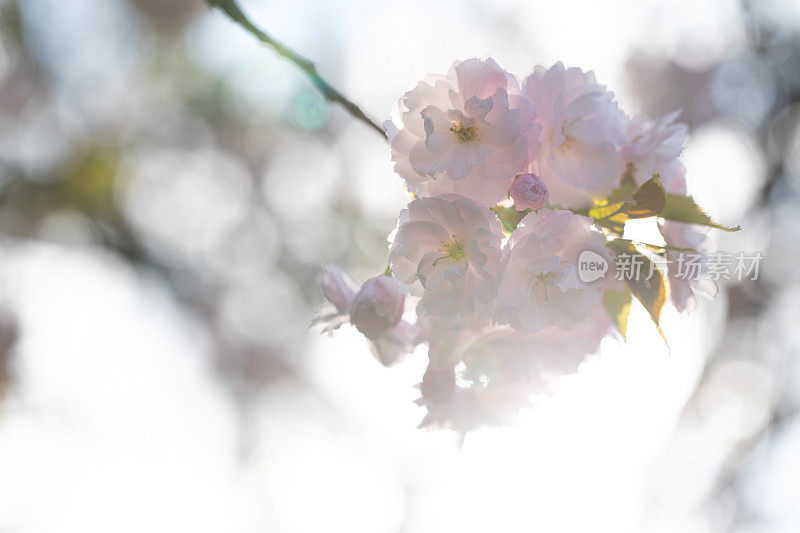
top-left (621, 110), bottom-right (688, 194)
top-left (522, 62), bottom-right (626, 208)
top-left (460, 308), bottom-right (612, 389)
top-left (313, 264), bottom-right (360, 333)
top-left (494, 209), bottom-right (612, 332)
top-left (313, 265), bottom-right (417, 366)
top-left (349, 275), bottom-right (405, 339)
top-left (659, 220), bottom-right (719, 312)
top-left (385, 58), bottom-right (540, 206)
top-left (389, 194), bottom-right (504, 319)
top-left (369, 320), bottom-right (418, 367)
top-left (509, 173), bottom-right (549, 211)
top-left (312, 57), bottom-right (727, 432)
top-left (416, 309), bottom-right (613, 431)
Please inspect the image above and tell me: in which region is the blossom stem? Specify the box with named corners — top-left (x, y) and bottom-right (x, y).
top-left (204, 0), bottom-right (388, 140)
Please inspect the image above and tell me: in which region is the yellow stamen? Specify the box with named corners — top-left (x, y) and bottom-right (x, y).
top-left (450, 122), bottom-right (478, 143)
top-left (433, 237), bottom-right (467, 266)
top-left (556, 120), bottom-right (574, 151)
top-left (557, 134), bottom-right (574, 151)
top-left (445, 239), bottom-right (466, 260)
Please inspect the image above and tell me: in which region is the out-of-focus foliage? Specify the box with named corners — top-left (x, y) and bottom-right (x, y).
top-left (627, 1), bottom-right (800, 529)
top-left (0, 0), bottom-right (393, 400)
top-left (0, 311), bottom-right (17, 399)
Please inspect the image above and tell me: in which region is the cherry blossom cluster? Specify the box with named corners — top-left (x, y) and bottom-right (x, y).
top-left (315, 58), bottom-right (731, 433)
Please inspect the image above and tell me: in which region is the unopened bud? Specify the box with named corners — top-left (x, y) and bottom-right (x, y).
top-left (350, 276), bottom-right (405, 340)
top-left (510, 173), bottom-right (549, 211)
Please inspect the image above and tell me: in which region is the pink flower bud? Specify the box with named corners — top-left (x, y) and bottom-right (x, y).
top-left (350, 276), bottom-right (405, 340)
top-left (509, 173), bottom-right (549, 211)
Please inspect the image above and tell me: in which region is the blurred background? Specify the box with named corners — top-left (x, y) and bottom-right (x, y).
top-left (0, 0), bottom-right (798, 531)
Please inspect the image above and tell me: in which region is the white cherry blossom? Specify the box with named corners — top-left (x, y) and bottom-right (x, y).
top-left (522, 62), bottom-right (626, 208)
top-left (385, 58), bottom-right (539, 206)
top-left (389, 194), bottom-right (504, 320)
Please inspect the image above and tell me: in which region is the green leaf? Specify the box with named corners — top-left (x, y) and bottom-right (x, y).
top-left (606, 239), bottom-right (668, 341)
top-left (627, 174), bottom-right (666, 218)
top-left (491, 206), bottom-right (530, 235)
top-left (662, 194), bottom-right (740, 232)
top-left (603, 287), bottom-right (632, 340)
top-left (584, 202), bottom-right (628, 235)
top-left (578, 174), bottom-right (665, 235)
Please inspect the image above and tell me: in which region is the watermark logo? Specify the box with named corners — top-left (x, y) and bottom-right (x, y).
top-left (578, 250), bottom-right (609, 283)
top-left (576, 250), bottom-right (763, 282)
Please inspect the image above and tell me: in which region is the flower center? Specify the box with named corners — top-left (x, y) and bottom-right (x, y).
top-left (557, 135), bottom-right (574, 151)
top-left (445, 239), bottom-right (467, 260)
top-left (450, 121), bottom-right (478, 143)
top-left (433, 237), bottom-right (467, 265)
top-left (555, 120), bottom-right (574, 151)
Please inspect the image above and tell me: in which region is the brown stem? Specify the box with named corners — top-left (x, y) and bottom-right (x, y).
top-left (204, 0), bottom-right (388, 140)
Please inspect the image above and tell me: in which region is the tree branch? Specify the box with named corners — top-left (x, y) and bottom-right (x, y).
top-left (205, 0), bottom-right (388, 140)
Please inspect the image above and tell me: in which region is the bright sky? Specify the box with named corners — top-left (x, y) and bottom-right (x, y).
top-left (0, 242), bottom-right (715, 532)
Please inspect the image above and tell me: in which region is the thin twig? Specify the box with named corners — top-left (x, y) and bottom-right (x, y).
top-left (204, 0), bottom-right (388, 140)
